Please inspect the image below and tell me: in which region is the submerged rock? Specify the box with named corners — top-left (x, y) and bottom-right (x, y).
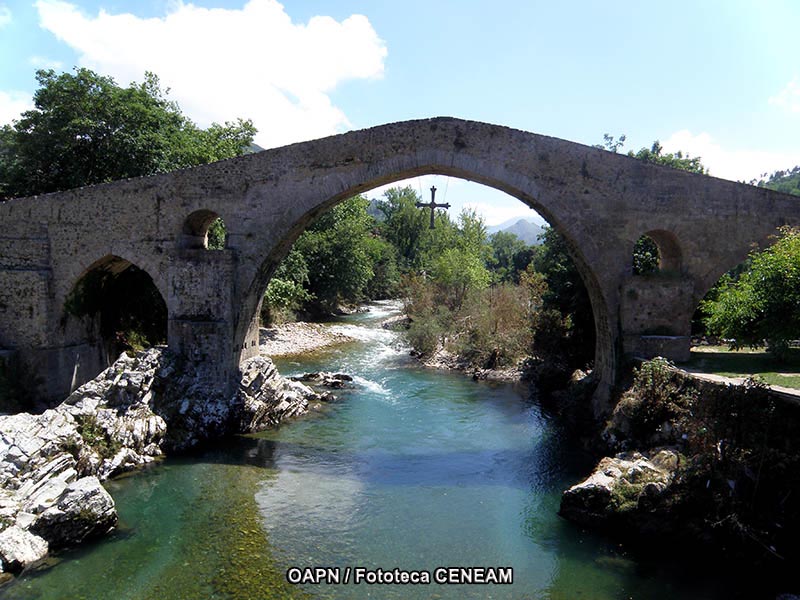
top-left (560, 448), bottom-right (682, 531)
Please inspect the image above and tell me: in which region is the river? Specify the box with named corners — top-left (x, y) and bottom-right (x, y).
top-left (0, 301), bottom-right (754, 599)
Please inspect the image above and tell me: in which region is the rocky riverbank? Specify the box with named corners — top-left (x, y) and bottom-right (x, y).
top-left (259, 322), bottom-right (355, 357)
top-left (386, 314), bottom-right (530, 382)
top-left (418, 346), bottom-right (525, 382)
top-left (0, 348), bottom-right (327, 578)
top-left (559, 358), bottom-right (800, 579)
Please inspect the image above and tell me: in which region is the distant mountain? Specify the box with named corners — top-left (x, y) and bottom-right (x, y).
top-left (367, 198), bottom-right (386, 221)
top-left (487, 218), bottom-right (545, 245)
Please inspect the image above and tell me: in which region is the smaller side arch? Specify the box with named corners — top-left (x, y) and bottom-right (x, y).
top-left (181, 209), bottom-right (226, 249)
top-left (633, 229), bottom-right (683, 274)
top-left (60, 254), bottom-right (168, 390)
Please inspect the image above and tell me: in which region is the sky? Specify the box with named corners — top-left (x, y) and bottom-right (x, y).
top-left (1, 0), bottom-right (799, 225)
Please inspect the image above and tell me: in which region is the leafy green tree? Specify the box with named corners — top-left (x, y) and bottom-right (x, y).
top-left (489, 230), bottom-right (529, 283)
top-left (597, 133), bottom-right (706, 174)
top-left (632, 235), bottom-right (660, 275)
top-left (376, 186), bottom-right (432, 269)
top-left (207, 218), bottom-right (227, 250)
top-left (431, 247), bottom-right (491, 310)
top-left (754, 166), bottom-right (800, 196)
top-left (702, 227), bottom-right (800, 360)
top-left (376, 186), bottom-right (459, 271)
top-left (0, 68), bottom-right (255, 199)
top-left (261, 249), bottom-right (313, 323)
top-left (628, 141), bottom-right (707, 174)
top-left (293, 195), bottom-right (376, 312)
top-left (364, 235), bottom-right (401, 299)
top-left (533, 226), bottom-right (595, 364)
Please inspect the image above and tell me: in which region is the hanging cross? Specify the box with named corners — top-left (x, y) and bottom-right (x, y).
top-left (415, 186), bottom-right (451, 229)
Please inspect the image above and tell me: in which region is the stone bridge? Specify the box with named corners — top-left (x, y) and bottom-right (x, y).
top-left (2, 117), bottom-right (799, 414)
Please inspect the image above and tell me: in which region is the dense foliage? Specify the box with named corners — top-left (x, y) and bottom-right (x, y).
top-left (0, 68), bottom-right (255, 199)
top-left (754, 166), bottom-right (800, 196)
top-left (531, 227), bottom-right (595, 366)
top-left (260, 186), bottom-right (557, 369)
top-left (702, 227), bottom-right (800, 359)
top-left (632, 235), bottom-right (660, 275)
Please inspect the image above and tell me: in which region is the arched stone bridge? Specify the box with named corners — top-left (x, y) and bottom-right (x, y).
top-left (1, 117), bottom-right (799, 413)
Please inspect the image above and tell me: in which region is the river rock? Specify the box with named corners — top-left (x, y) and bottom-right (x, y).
top-left (380, 314), bottom-right (410, 331)
top-left (236, 355), bottom-right (320, 432)
top-left (291, 372), bottom-right (354, 388)
top-left (31, 477), bottom-right (116, 548)
top-left (560, 448), bottom-right (681, 530)
top-left (0, 526), bottom-right (48, 574)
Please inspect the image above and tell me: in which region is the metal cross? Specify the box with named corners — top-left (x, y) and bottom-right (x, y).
top-left (415, 186), bottom-right (451, 229)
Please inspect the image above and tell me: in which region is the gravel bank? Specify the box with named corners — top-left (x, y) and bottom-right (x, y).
top-left (259, 322), bottom-right (356, 357)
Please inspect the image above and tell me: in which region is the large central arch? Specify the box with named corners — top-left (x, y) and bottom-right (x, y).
top-left (236, 163), bottom-right (613, 398)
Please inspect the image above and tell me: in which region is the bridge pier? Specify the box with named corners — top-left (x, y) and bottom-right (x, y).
top-left (166, 249), bottom-right (240, 395)
top-left (619, 274), bottom-right (694, 363)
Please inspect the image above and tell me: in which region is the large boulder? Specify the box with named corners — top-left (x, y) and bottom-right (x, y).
top-left (31, 477), bottom-right (116, 548)
top-left (560, 448), bottom-right (682, 533)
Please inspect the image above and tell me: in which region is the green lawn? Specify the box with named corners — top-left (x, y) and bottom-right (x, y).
top-left (686, 346), bottom-right (800, 390)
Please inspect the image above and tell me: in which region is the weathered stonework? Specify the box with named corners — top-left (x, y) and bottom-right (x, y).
top-left (1, 117), bottom-right (799, 414)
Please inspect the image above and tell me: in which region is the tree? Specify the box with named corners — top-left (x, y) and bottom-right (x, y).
top-left (363, 235), bottom-right (401, 299)
top-left (261, 249), bottom-right (313, 323)
top-left (754, 166), bottom-right (800, 197)
top-left (632, 235), bottom-right (660, 275)
top-left (489, 230), bottom-right (529, 283)
top-left (702, 227), bottom-right (800, 360)
top-left (0, 68), bottom-right (256, 199)
top-left (431, 247), bottom-right (491, 310)
top-left (292, 195), bottom-right (377, 312)
top-left (596, 133), bottom-right (707, 174)
top-left (533, 226), bottom-right (595, 364)
top-left (376, 186), bottom-right (435, 270)
top-left (628, 141), bottom-right (707, 174)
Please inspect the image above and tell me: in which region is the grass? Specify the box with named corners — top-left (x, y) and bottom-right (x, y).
top-left (686, 345), bottom-right (800, 390)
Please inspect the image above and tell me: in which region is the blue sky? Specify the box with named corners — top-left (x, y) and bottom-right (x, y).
top-left (1, 0), bottom-right (799, 224)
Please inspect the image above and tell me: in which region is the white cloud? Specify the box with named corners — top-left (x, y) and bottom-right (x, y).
top-left (0, 91), bottom-right (32, 125)
top-left (661, 130), bottom-right (800, 182)
top-left (769, 78), bottom-right (800, 114)
top-left (34, 0), bottom-right (387, 148)
top-left (0, 6), bottom-right (11, 28)
top-left (28, 55), bottom-right (64, 69)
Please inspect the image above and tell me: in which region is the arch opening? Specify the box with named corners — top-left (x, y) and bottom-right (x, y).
top-left (632, 229), bottom-right (682, 275)
top-left (181, 209), bottom-right (226, 250)
top-left (241, 173), bottom-right (601, 388)
top-left (63, 255), bottom-right (168, 370)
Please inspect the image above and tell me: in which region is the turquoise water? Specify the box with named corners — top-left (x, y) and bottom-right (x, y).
top-left (0, 301), bottom-right (771, 599)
